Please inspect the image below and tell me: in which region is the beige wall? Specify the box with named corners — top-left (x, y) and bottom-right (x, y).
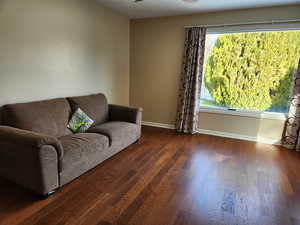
top-left (0, 0), bottom-right (130, 108)
top-left (130, 5), bottom-right (300, 141)
top-left (198, 112), bottom-right (285, 141)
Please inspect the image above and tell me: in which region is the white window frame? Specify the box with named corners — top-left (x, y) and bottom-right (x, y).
top-left (199, 24), bottom-right (300, 121)
top-left (199, 107), bottom-right (287, 120)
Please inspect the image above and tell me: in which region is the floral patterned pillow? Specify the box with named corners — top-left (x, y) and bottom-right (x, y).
top-left (67, 108), bottom-right (94, 133)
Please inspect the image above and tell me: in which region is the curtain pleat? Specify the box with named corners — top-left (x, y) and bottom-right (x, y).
top-left (175, 27), bottom-right (206, 134)
top-left (282, 60), bottom-right (300, 151)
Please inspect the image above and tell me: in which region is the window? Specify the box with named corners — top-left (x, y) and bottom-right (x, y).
top-left (200, 29), bottom-right (300, 117)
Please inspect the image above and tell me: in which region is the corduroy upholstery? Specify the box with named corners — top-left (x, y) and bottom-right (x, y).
top-left (0, 94), bottom-right (142, 195)
top-left (68, 94), bottom-right (109, 125)
top-left (0, 126), bottom-right (60, 195)
top-left (59, 133), bottom-right (109, 185)
top-left (2, 98), bottom-right (72, 137)
top-left (88, 121), bottom-right (140, 148)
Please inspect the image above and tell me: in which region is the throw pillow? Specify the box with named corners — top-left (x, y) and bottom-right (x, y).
top-left (67, 108), bottom-right (94, 133)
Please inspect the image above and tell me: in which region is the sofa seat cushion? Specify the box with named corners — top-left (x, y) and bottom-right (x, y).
top-left (67, 93), bottom-right (109, 125)
top-left (59, 133), bottom-right (109, 172)
top-left (87, 121), bottom-right (140, 149)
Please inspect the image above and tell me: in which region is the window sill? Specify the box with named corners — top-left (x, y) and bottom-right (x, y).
top-left (199, 107), bottom-right (287, 120)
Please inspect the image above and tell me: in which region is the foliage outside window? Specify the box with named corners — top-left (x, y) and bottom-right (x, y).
top-left (200, 30), bottom-right (300, 113)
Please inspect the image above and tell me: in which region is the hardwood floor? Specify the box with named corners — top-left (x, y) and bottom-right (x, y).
top-left (1, 126), bottom-right (300, 225)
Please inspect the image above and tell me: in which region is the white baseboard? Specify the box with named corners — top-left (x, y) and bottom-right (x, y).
top-left (197, 129), bottom-right (281, 145)
top-left (142, 121), bottom-right (281, 145)
top-left (142, 121), bottom-right (175, 129)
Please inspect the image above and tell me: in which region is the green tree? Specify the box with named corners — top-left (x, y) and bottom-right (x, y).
top-left (205, 31), bottom-right (300, 111)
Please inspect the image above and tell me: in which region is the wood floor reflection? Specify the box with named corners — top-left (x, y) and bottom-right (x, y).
top-left (0, 126), bottom-right (299, 225)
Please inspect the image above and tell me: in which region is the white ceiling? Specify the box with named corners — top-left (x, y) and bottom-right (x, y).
top-left (96, 0), bottom-right (300, 19)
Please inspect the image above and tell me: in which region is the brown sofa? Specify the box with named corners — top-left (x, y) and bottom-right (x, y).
top-left (0, 93), bottom-right (142, 196)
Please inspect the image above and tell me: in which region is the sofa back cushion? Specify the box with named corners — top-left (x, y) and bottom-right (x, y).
top-left (67, 93), bottom-right (108, 125)
top-left (2, 98), bottom-right (72, 137)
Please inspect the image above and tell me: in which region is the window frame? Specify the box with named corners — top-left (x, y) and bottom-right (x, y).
top-left (199, 25), bottom-right (300, 120)
top-left (199, 106), bottom-right (287, 120)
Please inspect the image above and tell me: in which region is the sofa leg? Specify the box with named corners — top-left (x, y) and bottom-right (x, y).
top-left (41, 190), bottom-right (56, 199)
top-left (134, 139), bottom-right (140, 144)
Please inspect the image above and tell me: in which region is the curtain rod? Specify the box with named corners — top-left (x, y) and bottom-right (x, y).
top-left (184, 19), bottom-right (300, 28)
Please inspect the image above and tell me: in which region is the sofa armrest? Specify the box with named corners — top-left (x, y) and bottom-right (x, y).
top-left (0, 126), bottom-right (63, 160)
top-left (0, 126), bottom-right (63, 194)
top-left (109, 104), bottom-right (143, 125)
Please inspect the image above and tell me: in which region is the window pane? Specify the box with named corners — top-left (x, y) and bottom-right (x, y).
top-left (200, 30), bottom-right (300, 114)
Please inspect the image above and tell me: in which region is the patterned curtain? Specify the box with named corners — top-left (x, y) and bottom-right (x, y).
top-left (175, 27), bottom-right (206, 134)
top-left (282, 60), bottom-right (300, 151)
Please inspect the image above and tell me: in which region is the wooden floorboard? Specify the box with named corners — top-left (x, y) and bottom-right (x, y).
top-left (1, 126), bottom-right (300, 225)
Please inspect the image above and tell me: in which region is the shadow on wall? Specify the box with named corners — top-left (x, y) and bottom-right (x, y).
top-left (0, 106), bottom-right (3, 125)
top-left (0, 10), bottom-right (6, 101)
top-left (0, 0), bottom-right (5, 125)
top-left (0, 0), bottom-right (4, 12)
